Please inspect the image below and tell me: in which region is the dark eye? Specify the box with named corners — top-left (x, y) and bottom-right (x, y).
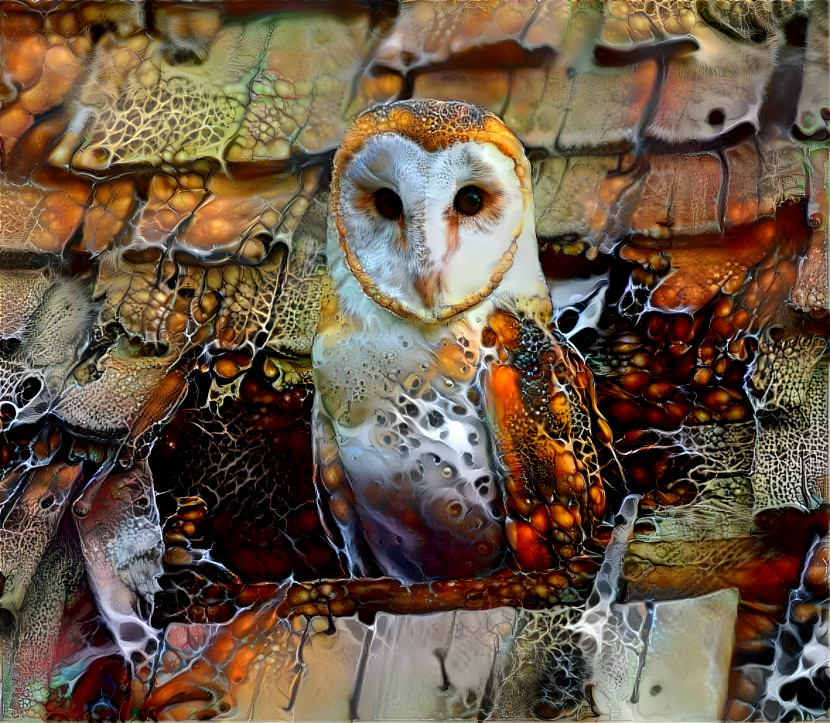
top-left (454, 185), bottom-right (484, 216)
top-left (373, 188), bottom-right (403, 220)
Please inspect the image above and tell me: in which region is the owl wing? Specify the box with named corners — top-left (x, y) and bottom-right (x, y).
top-left (310, 400), bottom-right (374, 577)
top-left (480, 309), bottom-right (618, 571)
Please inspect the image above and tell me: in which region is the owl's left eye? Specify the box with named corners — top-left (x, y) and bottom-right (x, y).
top-left (373, 188), bottom-right (403, 220)
top-left (454, 186), bottom-right (484, 216)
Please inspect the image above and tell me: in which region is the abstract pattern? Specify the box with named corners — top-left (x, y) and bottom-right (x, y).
top-left (0, 1), bottom-right (827, 720)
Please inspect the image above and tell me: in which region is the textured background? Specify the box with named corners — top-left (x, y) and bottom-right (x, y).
top-left (0, 1), bottom-right (827, 720)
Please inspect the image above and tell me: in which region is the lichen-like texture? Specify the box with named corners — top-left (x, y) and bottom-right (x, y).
top-left (0, 1), bottom-right (827, 721)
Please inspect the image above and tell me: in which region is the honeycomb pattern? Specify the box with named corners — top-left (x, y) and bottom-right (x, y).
top-left (0, 1), bottom-right (826, 721)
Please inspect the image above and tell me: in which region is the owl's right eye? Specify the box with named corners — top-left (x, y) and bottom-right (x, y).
top-left (373, 188), bottom-right (403, 220)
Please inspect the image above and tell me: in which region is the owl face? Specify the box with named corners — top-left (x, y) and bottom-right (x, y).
top-left (331, 101), bottom-right (547, 323)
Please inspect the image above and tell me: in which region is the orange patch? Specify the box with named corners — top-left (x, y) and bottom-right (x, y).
top-left (435, 342), bottom-right (476, 381)
top-left (489, 364), bottom-right (522, 419)
top-left (505, 519), bottom-right (554, 571)
top-left (620, 203), bottom-right (811, 314)
top-left (486, 310), bottom-right (521, 348)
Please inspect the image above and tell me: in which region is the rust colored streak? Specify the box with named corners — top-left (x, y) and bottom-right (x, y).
top-left (130, 364), bottom-right (189, 440)
top-left (413, 270), bottom-right (444, 307)
top-left (443, 207), bottom-right (460, 253)
top-left (483, 362), bottom-right (534, 520)
top-left (625, 506), bottom-right (829, 607)
top-left (620, 203), bottom-right (812, 313)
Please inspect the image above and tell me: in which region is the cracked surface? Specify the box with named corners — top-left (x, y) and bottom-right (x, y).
top-left (0, 1), bottom-right (827, 720)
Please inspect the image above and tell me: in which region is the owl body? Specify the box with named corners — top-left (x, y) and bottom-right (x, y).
top-left (313, 282), bottom-right (506, 580)
top-left (313, 101), bottom-right (612, 583)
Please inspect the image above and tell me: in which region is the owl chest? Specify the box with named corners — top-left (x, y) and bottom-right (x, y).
top-left (312, 312), bottom-right (508, 580)
top-left (313, 318), bottom-right (493, 473)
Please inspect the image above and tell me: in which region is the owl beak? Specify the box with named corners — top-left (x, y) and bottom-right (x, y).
top-left (413, 271), bottom-right (443, 307)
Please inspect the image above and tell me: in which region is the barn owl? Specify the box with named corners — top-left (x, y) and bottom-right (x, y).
top-left (313, 100), bottom-right (615, 583)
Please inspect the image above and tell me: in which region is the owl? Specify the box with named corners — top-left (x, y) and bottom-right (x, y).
top-left (313, 100), bottom-right (616, 583)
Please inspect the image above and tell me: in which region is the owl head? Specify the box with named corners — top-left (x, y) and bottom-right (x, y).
top-left (330, 100), bottom-right (549, 323)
